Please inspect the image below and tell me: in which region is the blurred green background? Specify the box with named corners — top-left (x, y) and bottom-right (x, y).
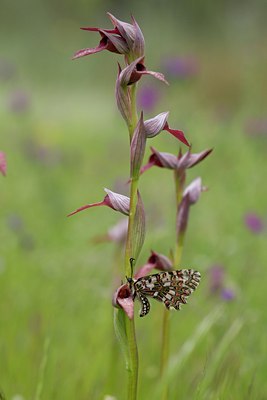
top-left (1, 1), bottom-right (267, 399)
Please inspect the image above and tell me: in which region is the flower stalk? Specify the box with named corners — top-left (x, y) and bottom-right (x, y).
top-left (159, 160), bottom-right (209, 399)
top-left (160, 170), bottom-right (185, 400)
top-left (129, 84), bottom-right (138, 140)
top-left (123, 82), bottom-right (143, 400)
top-left (70, 13), bottom-right (203, 400)
top-left (124, 180), bottom-right (139, 400)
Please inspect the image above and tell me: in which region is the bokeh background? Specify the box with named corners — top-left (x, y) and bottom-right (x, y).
top-left (1, 1), bottom-right (267, 399)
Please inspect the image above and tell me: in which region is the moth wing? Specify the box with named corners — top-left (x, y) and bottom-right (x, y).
top-left (135, 270), bottom-right (201, 311)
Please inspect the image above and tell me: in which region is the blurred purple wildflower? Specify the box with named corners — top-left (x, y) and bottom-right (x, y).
top-left (0, 152), bottom-right (7, 176)
top-left (162, 56), bottom-right (199, 79)
top-left (137, 85), bottom-right (160, 112)
top-left (221, 287), bottom-right (235, 301)
top-left (0, 58), bottom-right (16, 81)
top-left (6, 214), bottom-right (24, 233)
top-left (209, 264), bottom-right (225, 294)
top-left (245, 118), bottom-right (267, 137)
top-left (22, 139), bottom-right (62, 167)
top-left (19, 234), bottom-right (35, 251)
top-left (244, 212), bottom-right (264, 234)
top-left (6, 214), bottom-right (35, 251)
top-left (209, 264), bottom-right (236, 302)
top-left (7, 90), bottom-right (30, 113)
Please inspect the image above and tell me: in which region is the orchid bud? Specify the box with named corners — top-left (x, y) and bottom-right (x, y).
top-left (130, 191), bottom-right (146, 261)
top-left (183, 177), bottom-right (202, 205)
top-left (176, 177), bottom-right (203, 237)
top-left (115, 63), bottom-right (132, 126)
top-left (130, 112), bottom-right (147, 178)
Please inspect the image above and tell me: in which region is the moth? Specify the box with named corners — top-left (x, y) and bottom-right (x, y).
top-left (127, 269), bottom-right (201, 317)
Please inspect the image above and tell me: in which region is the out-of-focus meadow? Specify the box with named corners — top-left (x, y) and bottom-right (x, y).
top-left (1, 1), bottom-right (267, 399)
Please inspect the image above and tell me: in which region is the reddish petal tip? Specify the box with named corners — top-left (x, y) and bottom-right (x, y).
top-left (166, 127), bottom-right (190, 147)
top-left (67, 201), bottom-right (105, 217)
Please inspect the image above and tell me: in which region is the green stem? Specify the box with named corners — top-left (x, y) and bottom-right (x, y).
top-left (174, 234), bottom-right (184, 268)
top-left (124, 83), bottom-right (139, 400)
top-left (160, 171), bottom-right (184, 400)
top-left (125, 317), bottom-right (138, 400)
top-left (128, 84), bottom-right (138, 141)
top-left (160, 308), bottom-right (170, 400)
top-left (123, 176), bottom-right (139, 400)
top-left (174, 170), bottom-right (183, 206)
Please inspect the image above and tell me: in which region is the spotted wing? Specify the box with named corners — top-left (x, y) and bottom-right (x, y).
top-left (134, 269), bottom-right (201, 316)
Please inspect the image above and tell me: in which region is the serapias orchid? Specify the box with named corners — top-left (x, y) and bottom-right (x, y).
top-left (73, 13), bottom-right (144, 61)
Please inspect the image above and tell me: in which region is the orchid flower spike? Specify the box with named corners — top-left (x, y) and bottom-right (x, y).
top-left (73, 13), bottom-right (145, 61)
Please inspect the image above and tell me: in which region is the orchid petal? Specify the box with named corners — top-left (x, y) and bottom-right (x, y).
top-left (148, 250), bottom-right (173, 271)
top-left (100, 30), bottom-right (129, 54)
top-left (164, 123), bottom-right (190, 146)
top-left (144, 112), bottom-right (169, 138)
top-left (67, 200), bottom-right (105, 217)
top-left (131, 15), bottom-right (145, 58)
top-left (107, 13), bottom-right (136, 46)
top-left (113, 283), bottom-right (134, 319)
top-left (178, 148), bottom-right (213, 170)
top-left (139, 70), bottom-right (168, 85)
top-left (104, 188), bottom-right (130, 215)
top-left (72, 41), bottom-right (108, 59)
